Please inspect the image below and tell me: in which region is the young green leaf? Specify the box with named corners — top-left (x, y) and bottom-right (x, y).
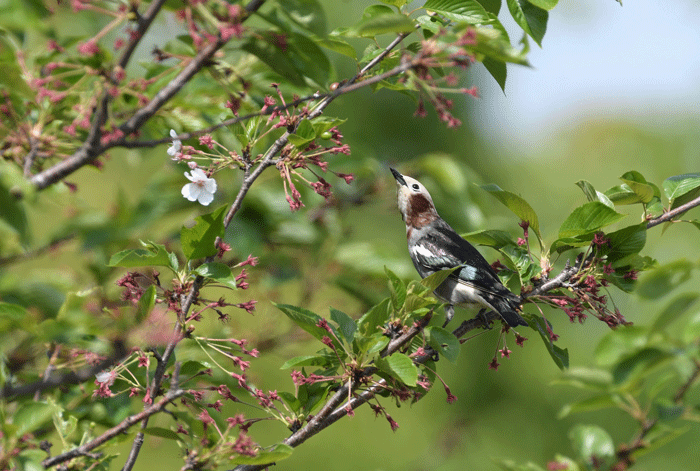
top-left (662, 173), bottom-right (700, 204)
top-left (136, 284), bottom-right (156, 324)
top-left (108, 240), bottom-right (175, 268)
top-left (180, 205), bottom-right (227, 260)
top-left (558, 202), bottom-right (626, 238)
top-left (425, 326), bottom-right (460, 363)
top-left (194, 262), bottom-right (239, 290)
top-left (376, 352), bottom-right (418, 386)
top-left (330, 307), bottom-right (357, 344)
top-left (480, 184), bottom-right (542, 245)
top-left (356, 298), bottom-right (391, 336)
top-left (348, 7), bottom-right (415, 38)
top-left (423, 0), bottom-right (491, 25)
top-left (419, 266), bottom-right (460, 291)
top-left (231, 444), bottom-right (293, 466)
top-left (568, 424), bottom-right (614, 462)
top-left (385, 266), bottom-right (407, 310)
top-left (576, 180), bottom-right (614, 208)
top-left (619, 171), bottom-right (654, 204)
top-left (531, 315), bottom-right (569, 370)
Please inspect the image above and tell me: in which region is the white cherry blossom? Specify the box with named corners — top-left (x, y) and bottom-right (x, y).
top-left (167, 129), bottom-right (182, 158)
top-left (182, 168), bottom-right (217, 206)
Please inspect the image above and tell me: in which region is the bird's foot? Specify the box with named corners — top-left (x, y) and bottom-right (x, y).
top-left (476, 308), bottom-right (493, 330)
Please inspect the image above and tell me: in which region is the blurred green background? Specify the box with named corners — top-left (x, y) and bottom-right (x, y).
top-left (3, 0), bottom-right (700, 470)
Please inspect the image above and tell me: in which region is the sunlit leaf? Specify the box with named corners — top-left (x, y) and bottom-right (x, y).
top-left (481, 184), bottom-right (542, 245)
top-left (558, 202), bottom-right (626, 238)
top-left (569, 424), bottom-right (614, 461)
top-left (376, 352), bottom-right (418, 386)
top-left (194, 262), bottom-right (239, 290)
top-left (180, 205), bottom-right (227, 260)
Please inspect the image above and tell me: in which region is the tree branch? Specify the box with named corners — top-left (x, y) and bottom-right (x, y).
top-left (646, 194), bottom-right (700, 229)
top-left (42, 363), bottom-right (185, 469)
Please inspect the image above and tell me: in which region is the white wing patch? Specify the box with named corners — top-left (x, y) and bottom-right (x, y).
top-left (410, 244), bottom-right (437, 260)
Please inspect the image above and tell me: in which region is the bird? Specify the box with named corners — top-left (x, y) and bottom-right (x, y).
top-left (390, 167), bottom-right (528, 328)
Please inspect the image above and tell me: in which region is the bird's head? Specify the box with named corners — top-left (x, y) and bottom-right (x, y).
top-left (390, 168), bottom-right (439, 229)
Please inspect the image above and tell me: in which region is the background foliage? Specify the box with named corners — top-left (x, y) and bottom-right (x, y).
top-left (1, 1), bottom-right (699, 470)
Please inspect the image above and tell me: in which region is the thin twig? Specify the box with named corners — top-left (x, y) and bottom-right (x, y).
top-left (42, 363), bottom-right (185, 469)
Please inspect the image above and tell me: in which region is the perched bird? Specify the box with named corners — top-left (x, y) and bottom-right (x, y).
top-left (390, 168), bottom-right (528, 328)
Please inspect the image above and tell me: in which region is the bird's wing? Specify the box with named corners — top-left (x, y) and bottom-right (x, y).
top-left (411, 221), bottom-right (515, 300)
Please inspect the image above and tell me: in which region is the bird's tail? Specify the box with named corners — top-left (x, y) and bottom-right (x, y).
top-left (490, 294), bottom-right (528, 328)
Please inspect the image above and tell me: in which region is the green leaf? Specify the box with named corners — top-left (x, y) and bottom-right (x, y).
top-left (136, 284), bottom-right (156, 324)
top-left (274, 303), bottom-right (340, 347)
top-left (480, 184), bottom-right (542, 246)
top-left (180, 205), bottom-right (227, 260)
top-left (619, 171), bottom-right (654, 204)
top-left (420, 266), bottom-right (460, 291)
top-left (14, 402), bottom-right (56, 436)
top-left (612, 347), bottom-right (670, 385)
top-left (576, 180), bottom-right (614, 208)
top-left (348, 7), bottom-right (416, 38)
top-left (425, 326), bottom-right (460, 363)
top-left (108, 240), bottom-right (175, 268)
top-left (231, 444), bottom-right (293, 466)
top-left (385, 267), bottom-right (407, 310)
top-left (0, 302), bottom-right (27, 330)
top-left (356, 298), bottom-right (391, 336)
top-left (635, 260), bottom-right (694, 299)
top-left (461, 229), bottom-right (515, 248)
top-left (376, 352), bottom-right (418, 386)
top-left (527, 0), bottom-right (558, 10)
top-left (483, 56), bottom-right (507, 91)
top-left (194, 262), bottom-right (239, 290)
top-left (278, 0), bottom-right (327, 35)
top-left (380, 0), bottom-right (409, 6)
top-left (662, 173), bottom-right (700, 203)
top-left (143, 427), bottom-right (180, 440)
top-left (650, 292), bottom-right (700, 333)
top-left (594, 326), bottom-right (649, 366)
top-left (604, 184), bottom-right (645, 205)
top-left (602, 223), bottom-right (647, 263)
top-left (558, 394), bottom-right (619, 418)
top-left (242, 32), bottom-right (331, 87)
top-left (682, 310), bottom-right (700, 344)
top-left (280, 355), bottom-right (332, 369)
top-left (179, 360), bottom-right (212, 377)
top-left (423, 0), bottom-right (491, 24)
top-left (568, 424), bottom-right (614, 461)
top-left (330, 307), bottom-right (356, 343)
top-left (558, 202), bottom-right (626, 238)
top-left (531, 315), bottom-right (569, 370)
top-left (313, 36), bottom-right (356, 59)
top-left (287, 119), bottom-right (316, 148)
top-left (506, 0), bottom-right (548, 46)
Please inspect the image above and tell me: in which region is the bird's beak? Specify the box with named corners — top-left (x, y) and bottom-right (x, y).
top-left (390, 167), bottom-right (407, 186)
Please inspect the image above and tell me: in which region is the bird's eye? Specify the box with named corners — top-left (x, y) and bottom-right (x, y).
top-left (412, 184), bottom-right (420, 190)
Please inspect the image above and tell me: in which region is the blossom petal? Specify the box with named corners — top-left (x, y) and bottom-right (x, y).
top-left (182, 183), bottom-right (201, 201)
top-left (198, 190), bottom-right (214, 206)
top-left (204, 178), bottom-right (217, 194)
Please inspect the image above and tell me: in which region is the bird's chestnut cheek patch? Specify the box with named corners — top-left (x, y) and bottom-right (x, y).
top-left (410, 194), bottom-right (432, 214)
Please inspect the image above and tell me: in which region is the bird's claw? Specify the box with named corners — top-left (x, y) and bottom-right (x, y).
top-left (476, 308), bottom-right (493, 330)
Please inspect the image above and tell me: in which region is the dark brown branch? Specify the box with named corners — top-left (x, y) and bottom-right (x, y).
top-left (0, 340), bottom-right (127, 399)
top-left (42, 363), bottom-right (185, 469)
top-left (646, 194), bottom-right (700, 229)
